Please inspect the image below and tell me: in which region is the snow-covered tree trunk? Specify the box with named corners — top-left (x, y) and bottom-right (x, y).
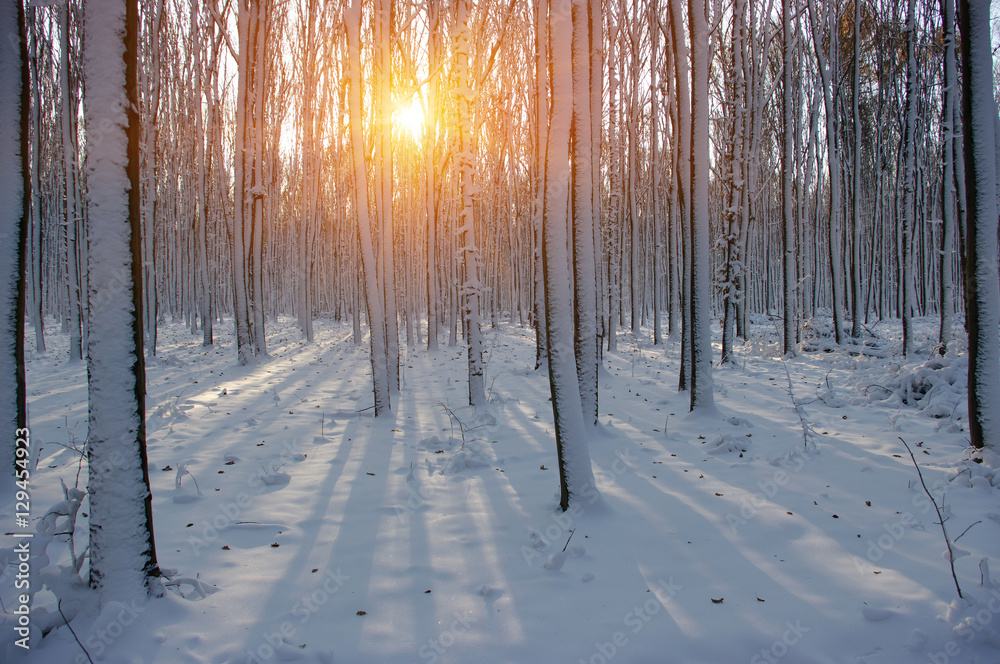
top-left (26, 6), bottom-right (44, 354)
top-left (572, 0), bottom-right (599, 425)
top-left (670, 1), bottom-right (692, 391)
top-left (544, 0), bottom-right (596, 510)
top-left (83, 0), bottom-right (160, 603)
top-left (0, 0), bottom-right (28, 489)
top-left (60, 2), bottom-right (83, 362)
top-left (297, 0), bottom-right (321, 345)
top-left (649, 0), bottom-right (662, 347)
top-left (232, 1), bottom-right (255, 365)
top-left (626, 14), bottom-right (640, 335)
top-left (249, 0), bottom-right (269, 359)
top-left (900, 0), bottom-right (918, 357)
top-left (849, 0), bottom-right (863, 341)
top-left (938, 0), bottom-right (958, 354)
top-left (346, 0), bottom-right (391, 415)
top-left (455, 0), bottom-right (486, 409)
top-left (668, 0), bottom-right (692, 391)
top-left (192, 0), bottom-right (213, 346)
top-left (808, 0), bottom-right (844, 346)
top-left (722, 0), bottom-right (747, 364)
top-left (377, 0), bottom-right (399, 392)
top-left (425, 1), bottom-right (441, 352)
top-left (781, 0), bottom-right (796, 357)
top-left (959, 0), bottom-right (1000, 451)
top-left (590, 0), bottom-right (604, 357)
top-left (141, 0), bottom-right (163, 357)
top-left (533, 0), bottom-right (548, 366)
top-left (688, 0), bottom-right (715, 412)
top-left (606, 15), bottom-right (621, 353)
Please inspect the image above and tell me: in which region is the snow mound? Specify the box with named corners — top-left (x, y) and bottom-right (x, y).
top-left (861, 605), bottom-right (894, 621)
top-left (866, 355), bottom-right (967, 419)
top-left (260, 471), bottom-right (291, 486)
top-left (703, 434), bottom-right (750, 456)
top-left (441, 442), bottom-right (492, 475)
top-left (419, 435), bottom-right (464, 451)
top-left (148, 401), bottom-right (188, 432)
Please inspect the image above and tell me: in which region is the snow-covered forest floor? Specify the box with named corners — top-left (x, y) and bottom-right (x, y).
top-left (4, 315), bottom-right (1000, 664)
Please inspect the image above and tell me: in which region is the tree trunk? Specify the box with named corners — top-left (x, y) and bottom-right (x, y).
top-left (346, 0), bottom-right (391, 415)
top-left (455, 0), bottom-right (486, 408)
top-left (0, 0), bottom-right (29, 488)
top-left (60, 3), bottom-right (83, 362)
top-left (84, 0), bottom-right (160, 603)
top-left (572, 0), bottom-right (599, 425)
top-left (849, 0), bottom-right (863, 340)
top-left (668, 0), bottom-right (692, 391)
top-left (900, 0), bottom-right (918, 356)
top-left (938, 0), bottom-right (958, 354)
top-left (544, 0), bottom-right (597, 510)
top-left (781, 0), bottom-right (796, 356)
top-left (959, 0), bottom-right (1000, 451)
top-left (688, 0), bottom-right (715, 412)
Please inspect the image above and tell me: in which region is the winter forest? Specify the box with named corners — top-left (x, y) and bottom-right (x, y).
top-left (2, 0), bottom-right (1000, 661)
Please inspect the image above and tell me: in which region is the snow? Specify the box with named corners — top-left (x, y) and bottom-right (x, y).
top-left (3, 315), bottom-right (1000, 663)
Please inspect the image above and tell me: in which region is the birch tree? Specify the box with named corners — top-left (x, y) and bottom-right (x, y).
top-left (454, 0), bottom-right (487, 408)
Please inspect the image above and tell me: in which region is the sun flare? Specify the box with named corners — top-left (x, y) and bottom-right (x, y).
top-left (393, 96), bottom-right (425, 139)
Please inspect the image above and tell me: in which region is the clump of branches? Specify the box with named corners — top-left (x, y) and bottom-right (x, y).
top-left (437, 402), bottom-right (490, 450)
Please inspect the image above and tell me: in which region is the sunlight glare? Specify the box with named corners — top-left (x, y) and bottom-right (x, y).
top-left (394, 96), bottom-right (425, 140)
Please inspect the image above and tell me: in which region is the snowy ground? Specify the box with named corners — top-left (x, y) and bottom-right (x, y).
top-left (3, 315), bottom-right (1000, 664)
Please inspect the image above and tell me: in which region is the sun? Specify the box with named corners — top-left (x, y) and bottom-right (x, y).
top-left (394, 96), bottom-right (425, 140)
